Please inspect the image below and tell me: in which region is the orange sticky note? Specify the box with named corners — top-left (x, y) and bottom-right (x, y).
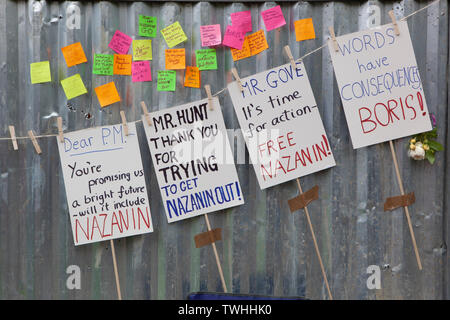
top-left (184, 66), bottom-right (200, 88)
top-left (247, 30), bottom-right (268, 56)
top-left (95, 82), bottom-right (121, 107)
top-left (113, 54), bottom-right (132, 75)
top-left (294, 18), bottom-right (316, 42)
top-left (165, 49), bottom-right (186, 70)
top-left (61, 42), bottom-right (87, 67)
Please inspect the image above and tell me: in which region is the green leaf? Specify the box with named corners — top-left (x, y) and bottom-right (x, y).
top-left (425, 152), bottom-right (435, 164)
top-left (427, 140), bottom-right (444, 151)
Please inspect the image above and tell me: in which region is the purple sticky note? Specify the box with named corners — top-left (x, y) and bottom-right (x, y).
top-left (261, 6), bottom-right (286, 31)
top-left (200, 24), bottom-right (222, 47)
top-left (132, 61), bottom-right (152, 82)
top-left (222, 25), bottom-right (245, 50)
top-left (230, 10), bottom-right (252, 33)
top-left (108, 30), bottom-right (132, 54)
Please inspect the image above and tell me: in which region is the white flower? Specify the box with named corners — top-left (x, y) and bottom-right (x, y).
top-left (408, 142), bottom-right (425, 160)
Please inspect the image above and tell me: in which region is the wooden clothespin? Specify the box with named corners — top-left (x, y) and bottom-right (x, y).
top-left (284, 45), bottom-right (297, 70)
top-left (231, 68), bottom-right (244, 92)
top-left (120, 111), bottom-right (129, 136)
top-left (28, 130), bottom-right (42, 154)
top-left (388, 10), bottom-right (400, 36)
top-left (8, 125), bottom-right (18, 150)
top-left (57, 117), bottom-right (64, 143)
top-left (329, 26), bottom-right (339, 52)
top-left (204, 85), bottom-right (214, 111)
top-left (140, 101), bottom-right (152, 126)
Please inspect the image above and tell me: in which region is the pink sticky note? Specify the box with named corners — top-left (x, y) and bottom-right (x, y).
top-left (108, 30), bottom-right (132, 54)
top-left (230, 10), bottom-right (252, 33)
top-left (200, 24), bottom-right (222, 47)
top-left (261, 6), bottom-right (286, 31)
top-left (132, 61), bottom-right (152, 82)
top-left (222, 25), bottom-right (245, 50)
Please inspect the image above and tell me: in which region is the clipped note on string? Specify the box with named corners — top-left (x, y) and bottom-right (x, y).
top-left (95, 82), bottom-right (121, 108)
top-left (261, 5), bottom-right (286, 31)
top-left (184, 66), bottom-right (200, 88)
top-left (139, 15), bottom-right (157, 38)
top-left (93, 54), bottom-right (114, 75)
top-left (132, 61), bottom-right (152, 82)
top-left (60, 74), bottom-right (88, 100)
top-left (200, 24), bottom-right (222, 47)
top-left (30, 61), bottom-right (51, 84)
top-left (109, 30), bottom-right (132, 54)
top-left (61, 42), bottom-right (88, 67)
top-left (160, 21), bottom-right (188, 48)
top-left (133, 39), bottom-right (152, 61)
top-left (157, 70), bottom-right (176, 91)
top-left (165, 48), bottom-right (186, 70)
top-left (113, 54), bottom-right (132, 75)
top-left (28, 130), bottom-right (42, 155)
top-left (8, 125), bottom-right (18, 150)
top-left (294, 18), bottom-right (316, 42)
top-left (196, 49), bottom-right (217, 71)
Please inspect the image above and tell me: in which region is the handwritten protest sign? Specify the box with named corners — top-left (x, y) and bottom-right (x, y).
top-left (30, 61), bottom-right (51, 84)
top-left (161, 21), bottom-right (187, 48)
top-left (223, 25), bottom-right (245, 50)
top-left (61, 42), bottom-right (88, 67)
top-left (157, 70), bottom-right (176, 91)
top-left (132, 40), bottom-right (152, 61)
top-left (61, 74), bottom-right (88, 100)
top-left (184, 66), bottom-right (200, 88)
top-left (132, 61), bottom-right (152, 82)
top-left (261, 6), bottom-right (286, 31)
top-left (95, 82), bottom-right (121, 107)
top-left (139, 15), bottom-right (157, 38)
top-left (230, 30), bottom-right (268, 61)
top-left (228, 62), bottom-right (335, 189)
top-left (200, 24), bottom-right (221, 47)
top-left (109, 30), bottom-right (132, 54)
top-left (196, 49), bottom-right (217, 71)
top-left (93, 54), bottom-right (114, 75)
top-left (58, 123), bottom-right (153, 245)
top-left (294, 18), bottom-right (316, 42)
top-left (230, 10), bottom-right (252, 33)
top-left (142, 98), bottom-right (244, 223)
top-left (328, 21), bottom-right (432, 148)
top-left (113, 54), bottom-right (132, 75)
top-left (165, 49), bottom-right (186, 70)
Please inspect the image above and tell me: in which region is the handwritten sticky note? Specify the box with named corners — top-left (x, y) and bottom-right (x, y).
top-left (161, 21), bottom-right (187, 48)
top-left (230, 30), bottom-right (268, 61)
top-left (61, 74), bottom-right (87, 100)
top-left (196, 49), bottom-right (217, 71)
top-left (165, 49), bottom-right (186, 70)
top-left (133, 39), bottom-right (152, 61)
top-left (108, 30), bottom-right (132, 54)
top-left (184, 66), bottom-right (200, 88)
top-left (113, 54), bottom-right (132, 75)
top-left (261, 5), bottom-right (286, 31)
top-left (231, 38), bottom-right (251, 61)
top-left (157, 70), bottom-right (176, 91)
top-left (92, 54), bottom-right (114, 75)
top-left (294, 18), bottom-right (316, 41)
top-left (30, 61), bottom-right (51, 84)
top-left (139, 15), bottom-right (157, 38)
top-left (132, 61), bottom-right (152, 82)
top-left (230, 10), bottom-right (252, 33)
top-left (95, 82), bottom-right (121, 107)
top-left (223, 25), bottom-right (245, 50)
top-left (61, 42), bottom-right (87, 67)
top-left (200, 24), bottom-right (221, 47)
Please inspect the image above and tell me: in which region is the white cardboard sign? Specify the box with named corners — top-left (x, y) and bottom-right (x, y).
top-left (143, 98), bottom-right (244, 223)
top-left (228, 61), bottom-right (336, 190)
top-left (58, 123), bottom-right (153, 245)
top-left (328, 20), bottom-right (432, 148)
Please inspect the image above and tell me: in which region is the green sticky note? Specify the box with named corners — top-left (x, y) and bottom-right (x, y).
top-left (92, 54), bottom-right (114, 75)
top-left (139, 15), bottom-right (157, 38)
top-left (195, 49), bottom-right (217, 71)
top-left (61, 74), bottom-right (88, 100)
top-left (157, 70), bottom-right (176, 91)
top-left (30, 61), bottom-right (51, 84)
top-left (133, 40), bottom-right (152, 61)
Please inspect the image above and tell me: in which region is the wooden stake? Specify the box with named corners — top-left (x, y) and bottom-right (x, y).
top-left (204, 213), bottom-right (228, 293)
top-left (8, 125), bottom-right (18, 150)
top-left (110, 239), bottom-right (122, 300)
top-left (296, 178), bottom-right (333, 300)
top-left (57, 117), bottom-right (64, 143)
top-left (388, 140), bottom-right (422, 270)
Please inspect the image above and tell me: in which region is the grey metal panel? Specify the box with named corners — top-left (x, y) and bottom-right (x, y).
top-left (0, 0), bottom-right (448, 299)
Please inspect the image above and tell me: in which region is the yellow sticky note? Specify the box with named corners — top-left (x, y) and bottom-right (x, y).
top-left (184, 66), bottom-right (200, 88)
top-left (61, 42), bottom-right (88, 67)
top-left (161, 21), bottom-right (188, 48)
top-left (294, 18), bottom-right (316, 42)
top-left (165, 49), bottom-right (186, 70)
top-left (95, 82), bottom-right (121, 107)
top-left (60, 74), bottom-right (87, 100)
top-left (30, 61), bottom-right (51, 84)
top-left (133, 39), bottom-right (152, 61)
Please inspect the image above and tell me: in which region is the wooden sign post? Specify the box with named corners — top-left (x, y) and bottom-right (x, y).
top-left (110, 239), bottom-right (123, 300)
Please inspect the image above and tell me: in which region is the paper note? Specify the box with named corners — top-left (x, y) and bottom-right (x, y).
top-left (133, 39), bottom-right (152, 61)
top-left (60, 74), bottom-right (87, 100)
top-left (30, 61), bottom-right (51, 84)
top-left (108, 30), bottom-right (132, 54)
top-left (294, 18), bottom-right (316, 41)
top-left (142, 98), bottom-right (244, 223)
top-left (222, 25), bottom-right (245, 50)
top-left (200, 24), bottom-right (222, 47)
top-left (230, 30), bottom-right (268, 61)
top-left (231, 38), bottom-right (251, 61)
top-left (95, 82), bottom-right (121, 107)
top-left (184, 66), bottom-right (200, 88)
top-left (132, 61), bottom-right (152, 82)
top-left (61, 42), bottom-right (88, 67)
top-left (92, 54), bottom-right (114, 75)
top-left (113, 54), bottom-right (132, 75)
top-left (196, 49), bottom-right (217, 71)
top-left (57, 123), bottom-right (153, 245)
top-left (139, 15), bottom-right (157, 38)
top-left (165, 49), bottom-right (186, 70)
top-left (261, 5), bottom-right (286, 31)
top-left (230, 10), bottom-right (252, 33)
top-left (157, 70), bottom-right (176, 91)
top-left (161, 21), bottom-right (187, 48)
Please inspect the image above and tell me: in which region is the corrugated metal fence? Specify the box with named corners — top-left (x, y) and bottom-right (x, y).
top-left (0, 0), bottom-right (448, 299)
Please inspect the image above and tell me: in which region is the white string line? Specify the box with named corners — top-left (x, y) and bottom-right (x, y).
top-left (0, 0), bottom-right (441, 143)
